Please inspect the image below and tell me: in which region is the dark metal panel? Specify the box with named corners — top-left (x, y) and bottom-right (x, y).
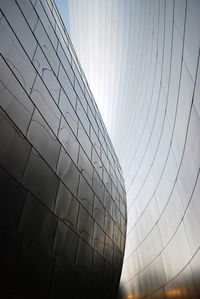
top-left (56, 146), bottom-right (79, 196)
top-left (77, 205), bottom-right (94, 245)
top-left (27, 108), bottom-right (60, 170)
top-left (18, 194), bottom-right (57, 256)
top-left (0, 1), bottom-right (127, 298)
top-left (0, 109), bottom-right (31, 181)
top-left (53, 220), bottom-right (78, 267)
top-left (0, 167), bottom-right (27, 234)
top-left (93, 195), bottom-right (105, 230)
top-left (78, 174), bottom-right (94, 214)
top-left (10, 243), bottom-right (54, 299)
top-left (54, 181), bottom-right (79, 230)
top-left (23, 148), bottom-right (59, 210)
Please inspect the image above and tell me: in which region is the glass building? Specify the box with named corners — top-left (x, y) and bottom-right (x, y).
top-left (68, 0), bottom-right (200, 298)
top-left (0, 1), bottom-right (127, 298)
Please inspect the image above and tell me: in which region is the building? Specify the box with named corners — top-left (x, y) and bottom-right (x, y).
top-left (68, 0), bottom-right (200, 298)
top-left (0, 0), bottom-right (127, 298)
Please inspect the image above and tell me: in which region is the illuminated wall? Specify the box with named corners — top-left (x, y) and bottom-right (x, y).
top-left (68, 0), bottom-right (200, 298)
top-left (0, 1), bottom-right (127, 298)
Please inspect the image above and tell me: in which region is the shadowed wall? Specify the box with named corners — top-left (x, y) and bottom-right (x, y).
top-left (0, 0), bottom-right (127, 298)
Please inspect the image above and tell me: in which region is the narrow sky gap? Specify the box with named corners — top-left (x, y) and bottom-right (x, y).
top-left (54, 0), bottom-right (70, 35)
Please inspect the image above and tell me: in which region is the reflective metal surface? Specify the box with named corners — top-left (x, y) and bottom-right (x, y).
top-left (0, 0), bottom-right (127, 298)
top-left (68, 0), bottom-right (200, 298)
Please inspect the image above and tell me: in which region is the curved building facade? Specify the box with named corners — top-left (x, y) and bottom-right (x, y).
top-left (68, 0), bottom-right (200, 298)
top-left (0, 1), bottom-right (127, 298)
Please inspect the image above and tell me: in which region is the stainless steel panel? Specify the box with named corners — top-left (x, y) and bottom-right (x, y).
top-left (158, 184), bottom-right (184, 247)
top-left (177, 107), bottom-right (200, 209)
top-left (92, 146), bottom-right (103, 179)
top-left (103, 168), bottom-right (112, 194)
top-left (77, 122), bottom-right (92, 160)
top-left (78, 147), bottom-right (93, 186)
top-left (76, 238), bottom-right (93, 273)
top-left (54, 181), bottom-right (79, 230)
top-left (56, 146), bottom-right (79, 196)
top-left (104, 235), bottom-right (114, 264)
top-left (0, 167), bottom-right (27, 234)
top-left (88, 105), bottom-right (98, 134)
top-left (0, 0), bottom-right (127, 297)
top-left (58, 64), bottom-right (76, 108)
top-left (105, 212), bottom-right (114, 240)
top-left (138, 225), bottom-right (163, 269)
top-left (58, 115), bottom-right (79, 164)
top-left (49, 261), bottom-right (75, 299)
top-left (194, 58), bottom-right (200, 119)
top-left (90, 125), bottom-right (101, 156)
top-left (93, 195), bottom-right (105, 229)
top-left (136, 195), bottom-right (159, 243)
top-left (76, 98), bottom-right (90, 135)
top-left (139, 255), bottom-right (167, 297)
top-left (0, 54), bottom-right (34, 135)
top-left (23, 148), bottom-right (59, 210)
top-left (30, 75), bottom-right (61, 135)
top-left (77, 205), bottom-right (94, 245)
top-left (190, 248), bottom-right (200, 294)
top-left (67, 0), bottom-right (200, 298)
top-left (78, 174), bottom-right (94, 214)
top-left (104, 189), bottom-right (113, 215)
top-left (93, 169), bottom-right (105, 203)
top-left (34, 20), bottom-right (59, 74)
top-left (0, 0), bottom-right (37, 60)
top-left (0, 109), bottom-right (31, 181)
top-left (18, 194), bottom-right (57, 255)
top-left (183, 171), bottom-right (200, 255)
top-left (165, 264), bottom-right (198, 299)
top-left (124, 250), bottom-right (141, 282)
top-left (162, 223), bottom-right (192, 282)
top-left (184, 0), bottom-right (200, 81)
top-left (11, 243), bottom-right (53, 298)
top-left (27, 109), bottom-right (60, 170)
top-left (58, 88), bottom-right (78, 135)
top-left (16, 0), bottom-right (38, 31)
top-left (0, 15), bottom-right (36, 94)
top-left (32, 45), bottom-right (60, 104)
top-left (0, 230), bottom-right (21, 293)
top-left (75, 78), bottom-right (88, 113)
top-left (93, 223), bottom-right (105, 255)
top-left (53, 220), bottom-right (78, 267)
top-left (57, 42), bottom-right (74, 85)
top-left (34, 0), bottom-right (58, 50)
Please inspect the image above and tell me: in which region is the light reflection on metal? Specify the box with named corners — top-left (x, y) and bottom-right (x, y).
top-left (0, 0), bottom-right (127, 298)
top-left (167, 289), bottom-right (181, 296)
top-left (68, 0), bottom-right (200, 298)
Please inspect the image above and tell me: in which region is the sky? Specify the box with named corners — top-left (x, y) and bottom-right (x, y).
top-left (54, 0), bottom-right (70, 35)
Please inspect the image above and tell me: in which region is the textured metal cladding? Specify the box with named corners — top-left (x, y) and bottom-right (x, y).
top-left (68, 0), bottom-right (200, 298)
top-left (0, 0), bottom-right (127, 298)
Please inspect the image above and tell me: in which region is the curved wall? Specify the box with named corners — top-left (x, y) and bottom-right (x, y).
top-left (0, 1), bottom-right (127, 298)
top-left (68, 0), bottom-right (200, 298)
